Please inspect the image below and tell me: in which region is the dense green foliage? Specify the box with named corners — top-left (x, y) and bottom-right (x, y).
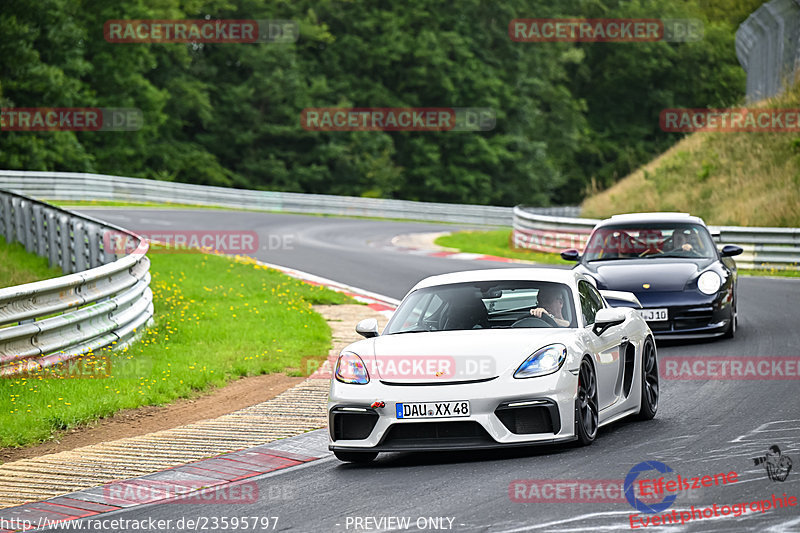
top-left (0, 0), bottom-right (761, 205)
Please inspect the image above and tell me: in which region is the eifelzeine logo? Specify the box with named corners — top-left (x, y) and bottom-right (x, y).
top-left (0, 108), bottom-right (142, 131)
top-left (300, 108), bottom-right (495, 132)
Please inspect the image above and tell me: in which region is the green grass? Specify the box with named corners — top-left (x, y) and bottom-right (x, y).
top-left (0, 236), bottom-right (63, 288)
top-left (435, 229), bottom-right (572, 264)
top-left (0, 251), bottom-right (352, 449)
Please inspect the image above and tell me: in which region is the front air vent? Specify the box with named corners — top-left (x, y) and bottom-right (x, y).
top-left (330, 409), bottom-right (379, 441)
top-left (495, 400), bottom-right (560, 435)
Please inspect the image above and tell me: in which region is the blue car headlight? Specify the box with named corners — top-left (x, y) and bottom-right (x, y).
top-left (335, 352), bottom-right (370, 384)
top-left (514, 344), bottom-right (567, 379)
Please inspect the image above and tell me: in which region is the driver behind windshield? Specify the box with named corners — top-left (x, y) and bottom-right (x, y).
top-left (672, 229), bottom-right (698, 253)
top-left (529, 287), bottom-right (570, 327)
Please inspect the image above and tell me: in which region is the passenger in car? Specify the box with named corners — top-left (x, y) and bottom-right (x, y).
top-left (529, 287), bottom-right (570, 327)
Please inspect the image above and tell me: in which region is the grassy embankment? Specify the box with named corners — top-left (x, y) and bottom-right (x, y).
top-left (581, 87), bottom-right (800, 227)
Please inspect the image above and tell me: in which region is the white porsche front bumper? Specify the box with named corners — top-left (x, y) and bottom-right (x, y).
top-left (328, 369), bottom-right (579, 452)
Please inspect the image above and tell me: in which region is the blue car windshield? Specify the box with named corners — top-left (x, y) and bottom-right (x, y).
top-left (583, 223), bottom-right (717, 261)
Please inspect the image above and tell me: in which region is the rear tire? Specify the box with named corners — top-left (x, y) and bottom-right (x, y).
top-left (636, 338), bottom-right (659, 421)
top-left (574, 358), bottom-right (598, 446)
top-left (334, 451), bottom-right (378, 463)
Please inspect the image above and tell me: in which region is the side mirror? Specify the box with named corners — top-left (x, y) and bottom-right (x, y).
top-left (592, 308), bottom-right (626, 336)
top-left (355, 318), bottom-right (379, 338)
top-left (720, 245), bottom-right (743, 257)
top-left (561, 249), bottom-right (580, 261)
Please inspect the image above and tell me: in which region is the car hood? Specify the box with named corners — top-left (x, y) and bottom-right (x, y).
top-left (584, 259), bottom-right (712, 292)
top-left (360, 329), bottom-right (575, 383)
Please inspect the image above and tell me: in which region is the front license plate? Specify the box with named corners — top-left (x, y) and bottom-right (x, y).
top-left (396, 401), bottom-right (470, 419)
top-left (638, 308), bottom-right (668, 321)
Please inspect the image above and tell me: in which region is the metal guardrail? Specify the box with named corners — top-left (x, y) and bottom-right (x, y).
top-left (736, 0), bottom-right (800, 103)
top-left (512, 206), bottom-right (800, 270)
top-left (0, 190), bottom-right (153, 376)
top-left (0, 171), bottom-right (579, 226)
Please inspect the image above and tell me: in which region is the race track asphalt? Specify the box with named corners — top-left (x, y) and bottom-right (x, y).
top-left (55, 209), bottom-right (800, 533)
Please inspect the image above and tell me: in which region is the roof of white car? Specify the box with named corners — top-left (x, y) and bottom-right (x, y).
top-left (411, 268), bottom-right (580, 291)
top-left (599, 212), bottom-right (707, 227)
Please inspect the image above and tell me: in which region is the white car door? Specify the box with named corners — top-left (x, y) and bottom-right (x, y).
top-left (579, 281), bottom-right (624, 410)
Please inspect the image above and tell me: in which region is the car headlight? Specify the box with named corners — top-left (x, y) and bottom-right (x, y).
top-left (697, 271), bottom-right (721, 295)
top-left (335, 352), bottom-right (370, 384)
top-left (514, 344), bottom-right (567, 379)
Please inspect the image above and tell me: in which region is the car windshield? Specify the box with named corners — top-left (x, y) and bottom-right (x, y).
top-left (582, 223), bottom-right (717, 261)
top-left (383, 281), bottom-right (576, 334)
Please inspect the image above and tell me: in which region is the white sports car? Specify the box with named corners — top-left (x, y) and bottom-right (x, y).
top-left (328, 268), bottom-right (659, 463)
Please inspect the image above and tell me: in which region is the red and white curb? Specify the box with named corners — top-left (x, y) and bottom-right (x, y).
top-left (388, 232), bottom-right (535, 265)
top-left (255, 260), bottom-right (399, 318)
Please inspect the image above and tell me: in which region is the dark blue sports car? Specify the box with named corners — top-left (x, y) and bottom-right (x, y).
top-left (560, 213), bottom-right (742, 339)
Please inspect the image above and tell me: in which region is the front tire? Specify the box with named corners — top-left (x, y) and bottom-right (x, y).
top-left (636, 338), bottom-right (659, 421)
top-left (723, 299), bottom-right (737, 339)
top-left (575, 357), bottom-right (598, 446)
top-left (334, 451), bottom-right (378, 463)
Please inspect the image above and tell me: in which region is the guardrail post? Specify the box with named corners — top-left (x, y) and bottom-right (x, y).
top-left (12, 197), bottom-right (24, 248)
top-left (73, 221), bottom-right (87, 273)
top-left (85, 222), bottom-right (102, 268)
top-left (0, 194), bottom-right (8, 241)
top-left (23, 201), bottom-right (36, 253)
top-left (46, 211), bottom-right (59, 269)
top-left (33, 204), bottom-right (47, 257)
top-left (59, 214), bottom-right (72, 273)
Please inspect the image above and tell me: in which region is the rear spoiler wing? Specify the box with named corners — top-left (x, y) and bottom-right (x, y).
top-left (600, 290), bottom-right (642, 309)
